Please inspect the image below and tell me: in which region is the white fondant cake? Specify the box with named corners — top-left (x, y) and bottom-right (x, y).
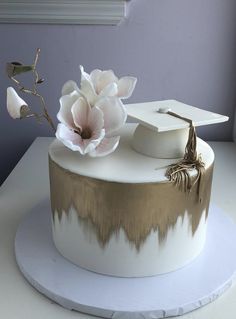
top-left (48, 124), bottom-right (214, 277)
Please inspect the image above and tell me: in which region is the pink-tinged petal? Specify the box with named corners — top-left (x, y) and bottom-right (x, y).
top-left (89, 136), bottom-right (120, 157)
top-left (57, 91), bottom-right (80, 129)
top-left (83, 128), bottom-right (105, 154)
top-left (80, 65), bottom-right (97, 106)
top-left (117, 76), bottom-right (137, 99)
top-left (96, 70), bottom-right (118, 94)
top-left (96, 97), bottom-right (127, 136)
top-left (7, 87), bottom-right (28, 119)
top-left (71, 96), bottom-right (91, 129)
top-left (61, 80), bottom-right (79, 96)
top-left (88, 106), bottom-right (104, 133)
top-left (99, 82), bottom-right (118, 98)
top-left (56, 123), bottom-right (85, 153)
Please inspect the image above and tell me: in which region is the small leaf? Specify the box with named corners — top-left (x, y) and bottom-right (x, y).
top-left (11, 61), bottom-right (23, 66)
top-left (37, 78), bottom-right (44, 84)
top-left (6, 62), bottom-right (34, 77)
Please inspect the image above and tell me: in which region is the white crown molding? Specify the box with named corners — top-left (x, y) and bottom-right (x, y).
top-left (0, 0), bottom-right (126, 25)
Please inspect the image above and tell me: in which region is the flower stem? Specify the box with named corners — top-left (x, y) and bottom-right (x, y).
top-left (8, 48), bottom-right (56, 133)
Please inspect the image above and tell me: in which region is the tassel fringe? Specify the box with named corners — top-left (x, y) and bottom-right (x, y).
top-left (165, 111), bottom-right (205, 202)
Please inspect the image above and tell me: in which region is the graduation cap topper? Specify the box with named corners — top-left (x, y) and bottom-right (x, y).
top-left (126, 100), bottom-right (228, 132)
top-left (126, 100), bottom-right (229, 200)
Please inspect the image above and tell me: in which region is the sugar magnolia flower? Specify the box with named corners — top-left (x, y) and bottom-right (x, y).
top-left (7, 87), bottom-right (29, 119)
top-left (61, 66), bottom-right (137, 106)
top-left (56, 91), bottom-right (126, 157)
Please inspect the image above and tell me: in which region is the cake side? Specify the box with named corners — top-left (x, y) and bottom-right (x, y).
top-left (52, 208), bottom-right (208, 277)
top-left (49, 156), bottom-right (213, 249)
top-left (48, 124), bottom-right (214, 277)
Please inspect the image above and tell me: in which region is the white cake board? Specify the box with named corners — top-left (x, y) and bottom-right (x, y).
top-left (15, 200), bottom-right (236, 319)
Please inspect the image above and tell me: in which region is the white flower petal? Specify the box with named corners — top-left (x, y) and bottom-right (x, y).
top-left (96, 70), bottom-right (118, 94)
top-left (61, 80), bottom-right (79, 96)
top-left (71, 96), bottom-right (91, 130)
top-left (88, 106), bottom-right (104, 133)
top-left (99, 82), bottom-right (118, 98)
top-left (89, 136), bottom-right (120, 157)
top-left (57, 91), bottom-right (80, 129)
top-left (80, 65), bottom-right (97, 106)
top-left (7, 87), bottom-right (28, 119)
top-left (83, 128), bottom-right (105, 154)
top-left (56, 123), bottom-right (85, 153)
top-left (117, 76), bottom-right (137, 99)
top-left (96, 97), bottom-right (127, 136)
top-left (90, 69), bottom-right (102, 92)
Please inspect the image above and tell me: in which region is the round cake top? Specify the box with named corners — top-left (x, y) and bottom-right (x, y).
top-left (48, 124), bottom-right (214, 183)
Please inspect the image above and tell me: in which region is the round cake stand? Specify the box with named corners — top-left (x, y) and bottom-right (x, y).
top-left (15, 200), bottom-right (236, 319)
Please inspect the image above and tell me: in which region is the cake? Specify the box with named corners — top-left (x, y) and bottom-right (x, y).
top-left (48, 99), bottom-right (228, 278)
top-left (6, 56), bottom-right (232, 316)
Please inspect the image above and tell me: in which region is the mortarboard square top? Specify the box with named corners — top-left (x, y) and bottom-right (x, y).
top-left (126, 100), bottom-right (229, 132)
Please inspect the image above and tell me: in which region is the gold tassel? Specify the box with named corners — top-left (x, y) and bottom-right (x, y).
top-left (165, 111), bottom-right (205, 202)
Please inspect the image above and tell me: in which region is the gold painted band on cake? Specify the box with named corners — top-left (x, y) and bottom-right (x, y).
top-left (49, 156), bottom-right (213, 249)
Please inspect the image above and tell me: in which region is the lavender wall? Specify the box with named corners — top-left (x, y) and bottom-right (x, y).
top-left (1, 0), bottom-right (236, 185)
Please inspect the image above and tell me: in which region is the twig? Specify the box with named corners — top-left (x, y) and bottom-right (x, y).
top-left (8, 48), bottom-right (56, 133)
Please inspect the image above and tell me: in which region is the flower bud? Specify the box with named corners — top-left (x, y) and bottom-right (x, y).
top-left (7, 87), bottom-right (29, 119)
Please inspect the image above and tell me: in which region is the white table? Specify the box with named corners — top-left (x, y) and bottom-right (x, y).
top-left (0, 138), bottom-right (236, 319)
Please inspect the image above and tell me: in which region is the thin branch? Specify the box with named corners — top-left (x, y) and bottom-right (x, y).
top-left (8, 48), bottom-right (56, 133)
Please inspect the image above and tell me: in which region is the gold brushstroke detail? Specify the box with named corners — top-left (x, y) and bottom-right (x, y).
top-left (49, 156), bottom-right (213, 250)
